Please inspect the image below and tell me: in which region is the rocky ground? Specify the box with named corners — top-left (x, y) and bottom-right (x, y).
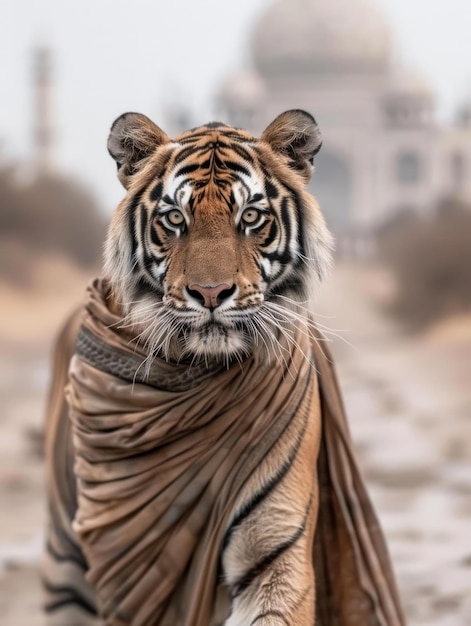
top-left (0, 264), bottom-right (470, 625)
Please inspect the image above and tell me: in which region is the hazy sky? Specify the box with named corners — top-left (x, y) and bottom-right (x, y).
top-left (1, 0), bottom-right (471, 210)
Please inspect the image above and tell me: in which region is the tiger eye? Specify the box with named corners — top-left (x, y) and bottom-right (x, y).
top-left (167, 210), bottom-right (185, 226)
top-left (241, 208), bottom-right (260, 225)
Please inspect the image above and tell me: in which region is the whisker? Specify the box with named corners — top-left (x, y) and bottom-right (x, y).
top-left (258, 316), bottom-right (301, 371)
top-left (265, 300), bottom-right (358, 352)
top-left (254, 311), bottom-right (300, 378)
top-left (261, 304), bottom-right (329, 364)
top-left (273, 294), bottom-right (338, 320)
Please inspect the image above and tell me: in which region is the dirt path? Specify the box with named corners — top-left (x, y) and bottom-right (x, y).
top-left (0, 265), bottom-right (470, 625)
top-left (0, 344), bottom-right (48, 625)
top-left (315, 265), bottom-right (471, 625)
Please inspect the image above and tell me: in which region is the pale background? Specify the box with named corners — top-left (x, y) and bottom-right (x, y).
top-left (1, 1), bottom-right (470, 624)
top-left (2, 0), bottom-right (471, 210)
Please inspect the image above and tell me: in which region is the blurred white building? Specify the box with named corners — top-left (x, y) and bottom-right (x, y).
top-left (209, 0), bottom-right (471, 254)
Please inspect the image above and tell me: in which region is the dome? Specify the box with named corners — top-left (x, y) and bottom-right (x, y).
top-left (218, 70), bottom-right (266, 109)
top-left (251, 0), bottom-right (392, 78)
top-left (385, 68), bottom-right (433, 98)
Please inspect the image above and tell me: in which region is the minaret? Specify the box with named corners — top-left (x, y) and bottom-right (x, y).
top-left (33, 45), bottom-right (55, 174)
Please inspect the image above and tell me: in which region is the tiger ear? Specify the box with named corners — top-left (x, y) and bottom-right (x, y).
top-left (261, 110), bottom-right (322, 182)
top-left (107, 112), bottom-right (170, 188)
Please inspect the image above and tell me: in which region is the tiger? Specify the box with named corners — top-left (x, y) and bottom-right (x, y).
top-left (42, 110), bottom-right (403, 626)
top-left (103, 109), bottom-right (332, 365)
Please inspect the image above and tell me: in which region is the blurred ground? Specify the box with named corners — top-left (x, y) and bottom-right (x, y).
top-left (315, 266), bottom-right (471, 626)
top-left (0, 263), bottom-right (470, 625)
top-left (0, 260), bottom-right (91, 625)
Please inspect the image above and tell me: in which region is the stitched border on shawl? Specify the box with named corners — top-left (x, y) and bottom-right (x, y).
top-left (75, 326), bottom-right (221, 391)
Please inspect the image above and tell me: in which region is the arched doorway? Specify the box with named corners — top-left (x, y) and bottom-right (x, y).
top-left (309, 151), bottom-right (352, 231)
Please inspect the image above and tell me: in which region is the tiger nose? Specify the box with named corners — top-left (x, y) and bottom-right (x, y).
top-left (187, 283), bottom-right (236, 310)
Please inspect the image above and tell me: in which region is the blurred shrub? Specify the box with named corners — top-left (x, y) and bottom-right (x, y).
top-left (377, 199), bottom-right (471, 330)
top-left (0, 165), bottom-right (107, 283)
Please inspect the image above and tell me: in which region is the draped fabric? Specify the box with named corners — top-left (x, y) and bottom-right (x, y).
top-left (66, 279), bottom-right (405, 626)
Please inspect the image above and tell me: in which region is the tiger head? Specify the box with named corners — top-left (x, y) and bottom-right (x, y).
top-left (104, 110), bottom-right (333, 365)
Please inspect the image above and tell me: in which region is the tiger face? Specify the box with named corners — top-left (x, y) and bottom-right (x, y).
top-left (104, 110), bottom-right (333, 365)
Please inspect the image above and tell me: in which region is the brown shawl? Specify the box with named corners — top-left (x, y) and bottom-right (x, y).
top-left (66, 279), bottom-right (405, 626)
